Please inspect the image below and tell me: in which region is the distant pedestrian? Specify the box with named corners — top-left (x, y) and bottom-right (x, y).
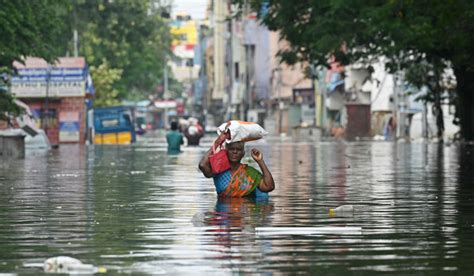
top-left (384, 116), bottom-right (396, 141)
top-left (166, 121), bottom-right (184, 154)
top-left (185, 118), bottom-right (204, 146)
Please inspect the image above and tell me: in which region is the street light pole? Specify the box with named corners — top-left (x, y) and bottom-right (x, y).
top-left (321, 71), bottom-right (327, 133)
top-left (277, 67), bottom-right (282, 134)
top-left (271, 67), bottom-right (283, 134)
top-left (44, 64), bottom-right (51, 135)
top-left (163, 63), bottom-right (168, 98)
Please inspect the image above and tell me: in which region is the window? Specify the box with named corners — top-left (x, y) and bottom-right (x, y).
top-left (101, 119), bottom-right (119, 128)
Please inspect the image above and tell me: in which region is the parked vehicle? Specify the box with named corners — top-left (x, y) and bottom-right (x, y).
top-left (93, 106), bottom-right (136, 144)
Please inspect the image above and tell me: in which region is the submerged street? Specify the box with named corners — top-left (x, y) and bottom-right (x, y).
top-left (1, 0), bottom-right (474, 274)
top-left (1, 135), bottom-right (474, 274)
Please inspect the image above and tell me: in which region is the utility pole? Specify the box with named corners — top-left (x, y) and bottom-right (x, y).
top-left (214, 0), bottom-right (226, 121)
top-left (422, 101), bottom-right (428, 138)
top-left (245, 45), bottom-right (251, 121)
top-left (394, 72), bottom-right (400, 139)
top-left (311, 63), bottom-right (321, 128)
top-left (394, 60), bottom-right (403, 140)
top-left (44, 64), bottom-right (51, 135)
top-left (164, 60), bottom-right (168, 98)
top-left (73, 30), bottom-right (79, 57)
top-left (321, 70), bottom-right (327, 134)
top-left (187, 58), bottom-right (194, 116)
top-left (227, 1), bottom-right (234, 120)
top-left (310, 63), bottom-right (327, 133)
top-left (73, 0), bottom-right (79, 57)
top-left (277, 67), bottom-right (282, 134)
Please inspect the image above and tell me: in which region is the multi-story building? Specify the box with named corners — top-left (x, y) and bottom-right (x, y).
top-left (203, 0), bottom-right (314, 133)
top-left (170, 13), bottom-right (200, 83)
top-left (268, 33), bottom-right (313, 135)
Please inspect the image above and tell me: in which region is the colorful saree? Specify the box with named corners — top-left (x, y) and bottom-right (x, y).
top-left (213, 164), bottom-right (267, 198)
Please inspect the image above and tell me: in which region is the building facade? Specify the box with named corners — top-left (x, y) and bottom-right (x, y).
top-left (11, 57), bottom-right (94, 145)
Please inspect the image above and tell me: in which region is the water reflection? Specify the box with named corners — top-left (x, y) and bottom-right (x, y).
top-left (197, 197), bottom-right (274, 270)
top-left (0, 141), bottom-right (474, 274)
top-left (456, 144), bottom-right (474, 272)
top-left (205, 197), bottom-right (273, 233)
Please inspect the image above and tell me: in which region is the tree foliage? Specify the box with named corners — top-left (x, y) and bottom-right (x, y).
top-left (0, 93), bottom-right (23, 124)
top-left (0, 0), bottom-right (71, 119)
top-left (234, 0), bottom-right (474, 139)
top-left (90, 61), bottom-right (122, 107)
top-left (405, 59), bottom-right (457, 138)
top-left (0, 0), bottom-right (174, 117)
top-left (71, 0), bottom-right (172, 101)
top-left (235, 0), bottom-right (473, 71)
top-left (0, 0), bottom-right (71, 69)
top-left (1, 70), bottom-right (23, 123)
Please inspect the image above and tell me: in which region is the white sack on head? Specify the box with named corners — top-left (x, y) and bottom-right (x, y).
top-left (188, 125), bottom-right (199, 135)
top-left (217, 120), bottom-right (268, 143)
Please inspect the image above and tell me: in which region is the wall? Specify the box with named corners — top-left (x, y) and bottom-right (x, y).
top-left (24, 97), bottom-right (86, 145)
top-left (269, 32), bottom-right (312, 100)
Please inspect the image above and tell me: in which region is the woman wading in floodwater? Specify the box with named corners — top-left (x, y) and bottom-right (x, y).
top-left (199, 133), bottom-right (275, 198)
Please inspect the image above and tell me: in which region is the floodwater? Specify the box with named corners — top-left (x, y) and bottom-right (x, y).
top-left (1, 136), bottom-right (474, 274)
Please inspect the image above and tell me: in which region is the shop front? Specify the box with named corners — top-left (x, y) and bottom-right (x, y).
top-left (11, 57), bottom-right (94, 145)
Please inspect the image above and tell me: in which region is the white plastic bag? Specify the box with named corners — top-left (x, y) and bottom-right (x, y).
top-left (217, 120), bottom-right (268, 143)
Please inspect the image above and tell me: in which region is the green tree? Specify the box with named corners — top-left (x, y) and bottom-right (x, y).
top-left (235, 0), bottom-right (474, 140)
top-left (405, 58), bottom-right (457, 139)
top-left (166, 75), bottom-right (185, 100)
top-left (0, 0), bottom-right (71, 120)
top-left (0, 0), bottom-right (71, 68)
top-left (71, 0), bottom-right (172, 101)
top-left (90, 61), bottom-right (123, 107)
top-left (0, 92), bottom-right (23, 125)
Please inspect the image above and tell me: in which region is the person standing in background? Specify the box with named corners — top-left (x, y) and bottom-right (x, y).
top-left (384, 116), bottom-right (397, 141)
top-left (185, 118), bottom-right (204, 146)
top-left (166, 121), bottom-right (184, 154)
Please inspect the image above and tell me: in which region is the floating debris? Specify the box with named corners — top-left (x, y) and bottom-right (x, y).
top-left (256, 227), bottom-right (362, 236)
top-left (42, 256), bottom-right (106, 274)
top-left (191, 211), bottom-right (206, 227)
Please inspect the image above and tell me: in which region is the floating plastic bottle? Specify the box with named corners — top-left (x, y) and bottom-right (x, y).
top-left (329, 205), bottom-right (354, 217)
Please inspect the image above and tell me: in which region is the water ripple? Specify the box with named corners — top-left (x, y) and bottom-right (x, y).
top-left (0, 142), bottom-right (473, 274)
